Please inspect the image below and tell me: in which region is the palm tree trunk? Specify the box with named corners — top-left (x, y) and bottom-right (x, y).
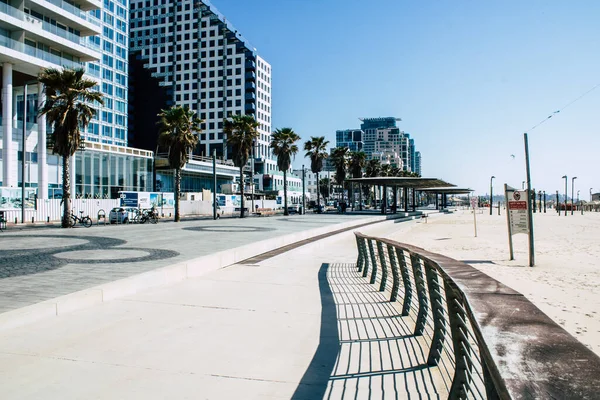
top-left (316, 172), bottom-right (320, 211)
top-left (239, 167), bottom-right (245, 218)
top-left (174, 167), bottom-right (181, 222)
top-left (359, 185), bottom-right (363, 211)
top-left (283, 170), bottom-right (289, 216)
top-left (61, 155), bottom-right (71, 228)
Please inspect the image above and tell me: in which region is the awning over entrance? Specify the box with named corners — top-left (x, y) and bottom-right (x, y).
top-left (346, 177), bottom-right (455, 189)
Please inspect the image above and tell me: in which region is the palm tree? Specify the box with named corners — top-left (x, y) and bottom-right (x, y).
top-left (349, 151), bottom-right (366, 210)
top-left (271, 128), bottom-right (301, 216)
top-left (319, 177), bottom-right (331, 201)
top-left (224, 114), bottom-right (260, 218)
top-left (157, 105), bottom-right (202, 222)
top-left (364, 159), bottom-right (381, 207)
top-left (365, 159), bottom-right (381, 177)
top-left (304, 136), bottom-right (329, 211)
top-left (330, 147), bottom-right (349, 202)
top-left (38, 67), bottom-right (103, 228)
top-left (380, 163), bottom-right (393, 177)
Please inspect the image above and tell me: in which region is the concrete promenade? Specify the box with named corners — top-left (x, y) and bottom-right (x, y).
top-left (0, 216), bottom-right (449, 399)
top-left (0, 213), bottom-right (378, 315)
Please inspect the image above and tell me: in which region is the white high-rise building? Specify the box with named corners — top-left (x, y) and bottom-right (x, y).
top-left (1, 0), bottom-right (152, 199)
top-left (129, 0), bottom-right (275, 174)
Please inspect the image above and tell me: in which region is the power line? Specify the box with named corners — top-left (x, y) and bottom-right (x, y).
top-left (525, 82), bottom-right (600, 133)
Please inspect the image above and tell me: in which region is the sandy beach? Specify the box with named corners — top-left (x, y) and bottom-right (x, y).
top-left (385, 209), bottom-right (600, 356)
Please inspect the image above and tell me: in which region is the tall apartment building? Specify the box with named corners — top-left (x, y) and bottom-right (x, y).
top-left (85, 0), bottom-right (129, 146)
top-left (335, 129), bottom-right (363, 152)
top-left (1, 0), bottom-right (152, 199)
top-left (332, 117), bottom-right (421, 174)
top-left (414, 151), bottom-right (422, 176)
top-left (129, 0), bottom-right (275, 175)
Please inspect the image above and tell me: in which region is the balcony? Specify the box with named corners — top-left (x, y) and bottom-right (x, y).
top-left (0, 3), bottom-right (99, 61)
top-left (0, 34), bottom-right (85, 75)
top-left (245, 92), bottom-right (256, 102)
top-left (245, 103), bottom-right (256, 113)
top-left (27, 0), bottom-right (101, 36)
top-left (245, 60), bottom-right (255, 71)
top-left (245, 71), bottom-right (256, 82)
top-left (244, 82), bottom-right (255, 91)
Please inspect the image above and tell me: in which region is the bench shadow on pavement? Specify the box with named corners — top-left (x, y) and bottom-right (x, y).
top-left (291, 263), bottom-right (445, 400)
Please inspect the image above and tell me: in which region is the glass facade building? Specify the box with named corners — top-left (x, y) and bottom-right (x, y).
top-left (85, 0), bottom-right (129, 146)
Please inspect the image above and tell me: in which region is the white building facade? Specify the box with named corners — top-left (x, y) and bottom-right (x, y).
top-left (129, 0), bottom-right (275, 175)
top-left (1, 0), bottom-right (152, 201)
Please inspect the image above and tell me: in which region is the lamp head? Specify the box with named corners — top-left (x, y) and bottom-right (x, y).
top-left (491, 176), bottom-right (496, 179)
top-left (562, 175), bottom-right (567, 179)
top-left (573, 176), bottom-right (578, 180)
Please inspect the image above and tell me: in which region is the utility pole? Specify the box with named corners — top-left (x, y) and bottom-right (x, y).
top-left (490, 175), bottom-right (495, 215)
top-left (21, 83), bottom-right (27, 224)
top-left (571, 177), bottom-right (577, 215)
top-left (212, 149), bottom-right (217, 220)
top-left (524, 133), bottom-right (534, 267)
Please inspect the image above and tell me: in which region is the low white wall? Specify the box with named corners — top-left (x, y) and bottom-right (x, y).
top-left (179, 200), bottom-right (213, 216)
top-left (2, 199), bottom-right (119, 223)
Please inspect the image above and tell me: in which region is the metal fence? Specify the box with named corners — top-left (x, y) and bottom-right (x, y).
top-left (354, 232), bottom-right (600, 400)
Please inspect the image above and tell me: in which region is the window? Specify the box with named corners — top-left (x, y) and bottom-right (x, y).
top-left (103, 12), bottom-right (114, 25)
top-left (103, 27), bottom-right (114, 40)
top-left (116, 5), bottom-right (126, 19)
top-left (116, 114), bottom-right (126, 126)
top-left (103, 0), bottom-right (114, 12)
top-left (103, 55), bottom-right (114, 67)
top-left (116, 73), bottom-right (127, 86)
top-left (115, 100), bottom-right (126, 113)
top-left (102, 125), bottom-right (113, 137)
top-left (102, 83), bottom-right (113, 95)
top-left (116, 19), bottom-right (127, 33)
top-left (101, 111), bottom-right (113, 123)
top-left (103, 40), bottom-right (113, 53)
top-left (102, 68), bottom-right (113, 81)
top-left (115, 87), bottom-right (126, 99)
top-left (116, 59), bottom-right (126, 72)
top-left (116, 33), bottom-right (126, 45)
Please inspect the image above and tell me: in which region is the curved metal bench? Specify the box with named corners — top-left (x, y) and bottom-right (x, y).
top-left (354, 232), bottom-right (600, 399)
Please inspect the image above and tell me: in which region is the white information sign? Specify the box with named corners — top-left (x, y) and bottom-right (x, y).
top-left (470, 196), bottom-right (478, 209)
top-left (508, 190), bottom-right (529, 234)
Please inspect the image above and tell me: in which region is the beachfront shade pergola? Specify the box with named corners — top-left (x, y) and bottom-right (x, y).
top-left (345, 177), bottom-right (465, 213)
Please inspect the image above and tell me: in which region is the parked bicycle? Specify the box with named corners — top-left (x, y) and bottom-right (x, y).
top-left (139, 207), bottom-right (159, 224)
top-left (69, 210), bottom-right (92, 228)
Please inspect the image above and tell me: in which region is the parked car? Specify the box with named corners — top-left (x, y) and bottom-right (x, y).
top-left (287, 205), bottom-right (300, 214)
top-left (109, 207), bottom-right (137, 224)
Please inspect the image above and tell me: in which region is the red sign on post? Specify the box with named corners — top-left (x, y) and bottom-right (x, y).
top-left (508, 190), bottom-right (529, 234)
top-left (508, 201), bottom-right (527, 210)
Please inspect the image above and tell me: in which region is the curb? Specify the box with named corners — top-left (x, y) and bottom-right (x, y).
top-left (0, 214), bottom-right (416, 331)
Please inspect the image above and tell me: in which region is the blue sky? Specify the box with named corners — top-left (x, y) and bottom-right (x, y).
top-left (214, 0), bottom-right (600, 197)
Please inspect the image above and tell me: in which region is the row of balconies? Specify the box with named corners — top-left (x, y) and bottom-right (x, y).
top-left (0, 0), bottom-right (101, 67)
top-left (0, 34), bottom-right (86, 72)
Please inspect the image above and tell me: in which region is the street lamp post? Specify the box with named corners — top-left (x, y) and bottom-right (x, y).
top-left (543, 191), bottom-right (546, 213)
top-left (490, 176), bottom-right (495, 215)
top-left (571, 176), bottom-right (577, 215)
top-left (562, 175), bottom-right (567, 216)
top-left (590, 188), bottom-right (593, 202)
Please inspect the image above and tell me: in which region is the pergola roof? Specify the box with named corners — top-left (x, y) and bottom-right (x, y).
top-left (418, 187), bottom-right (474, 195)
top-left (347, 177), bottom-right (455, 189)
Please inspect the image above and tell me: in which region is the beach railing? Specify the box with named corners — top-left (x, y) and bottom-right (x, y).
top-left (354, 232), bottom-right (600, 399)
